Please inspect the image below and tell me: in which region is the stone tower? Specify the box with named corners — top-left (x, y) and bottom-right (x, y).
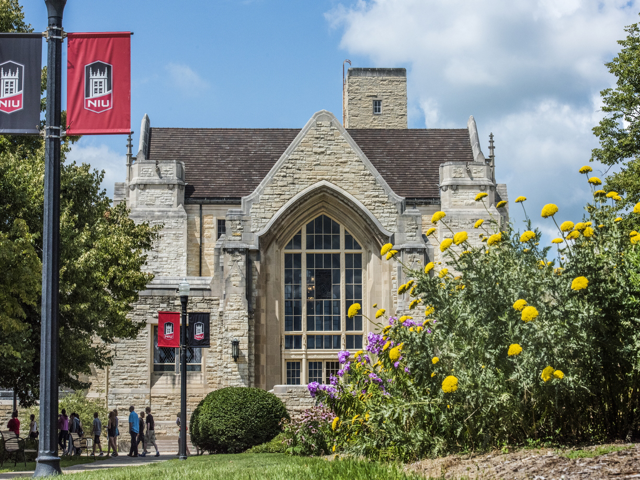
top-left (344, 68), bottom-right (407, 129)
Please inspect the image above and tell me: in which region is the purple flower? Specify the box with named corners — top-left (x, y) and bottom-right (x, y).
top-left (366, 332), bottom-right (385, 355)
top-left (427, 329), bottom-right (432, 334)
top-left (404, 367), bottom-right (410, 374)
top-left (308, 381), bottom-right (320, 398)
top-left (363, 354), bottom-right (371, 364)
top-left (318, 384), bottom-right (338, 399)
top-left (337, 362), bottom-right (351, 377)
top-left (389, 316), bottom-right (397, 325)
top-left (368, 372), bottom-right (382, 384)
top-left (362, 389), bottom-right (366, 394)
top-left (338, 350), bottom-right (351, 364)
top-left (329, 375), bottom-right (338, 386)
top-left (393, 361), bottom-right (400, 369)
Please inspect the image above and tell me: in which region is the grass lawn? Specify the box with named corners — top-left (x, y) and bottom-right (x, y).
top-left (0, 454), bottom-right (108, 473)
top-left (68, 453), bottom-right (423, 480)
top-left (559, 444), bottom-right (634, 459)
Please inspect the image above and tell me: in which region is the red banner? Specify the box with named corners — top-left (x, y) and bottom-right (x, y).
top-left (66, 32), bottom-right (131, 135)
top-left (158, 311), bottom-right (180, 348)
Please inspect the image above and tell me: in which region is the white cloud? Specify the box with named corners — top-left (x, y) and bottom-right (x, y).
top-left (165, 63), bottom-right (210, 96)
top-left (327, 0), bottom-right (637, 242)
top-left (65, 142), bottom-right (124, 199)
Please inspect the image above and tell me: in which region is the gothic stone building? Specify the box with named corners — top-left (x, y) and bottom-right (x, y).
top-left (86, 68), bottom-right (508, 432)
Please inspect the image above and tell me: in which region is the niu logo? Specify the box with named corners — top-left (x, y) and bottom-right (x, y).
top-left (84, 61), bottom-right (112, 113)
top-left (164, 321), bottom-right (174, 341)
top-left (194, 322), bottom-right (205, 341)
top-left (0, 61), bottom-right (24, 114)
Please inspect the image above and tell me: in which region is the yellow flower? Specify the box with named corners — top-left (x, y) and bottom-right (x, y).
top-left (375, 308), bottom-right (386, 319)
top-left (588, 177), bottom-right (602, 185)
top-left (426, 227), bottom-right (436, 236)
top-left (424, 306), bottom-right (434, 317)
top-left (586, 222), bottom-right (592, 226)
top-left (475, 192), bottom-right (488, 201)
top-left (440, 238), bottom-right (453, 252)
top-left (594, 189), bottom-right (606, 197)
top-left (431, 211), bottom-right (446, 223)
top-left (520, 230), bottom-right (536, 243)
top-left (614, 217), bottom-right (622, 223)
top-left (566, 231), bottom-right (580, 240)
top-left (631, 234), bottom-right (640, 245)
top-left (382, 325), bottom-right (391, 333)
top-left (579, 165), bottom-right (593, 174)
top-left (372, 303), bottom-right (377, 308)
top-left (606, 191), bottom-right (618, 198)
top-left (398, 315), bottom-right (412, 323)
top-left (521, 306), bottom-right (539, 322)
top-left (541, 204), bottom-right (558, 218)
top-left (574, 222), bottom-right (586, 231)
top-left (347, 303), bottom-right (361, 318)
top-left (513, 299), bottom-right (527, 311)
top-left (332, 445), bottom-right (336, 452)
top-left (474, 219), bottom-right (484, 229)
top-left (382, 341), bottom-right (391, 351)
top-left (560, 221), bottom-right (574, 232)
top-left (487, 233), bottom-right (502, 246)
top-left (555, 267), bottom-right (563, 275)
top-left (551, 238), bottom-right (563, 244)
top-left (332, 417), bottom-right (340, 430)
top-left (571, 276), bottom-right (588, 291)
top-left (496, 200), bottom-right (507, 208)
top-left (541, 366), bottom-right (554, 382)
top-left (523, 248), bottom-right (530, 252)
top-left (553, 370), bottom-right (564, 380)
top-left (583, 227), bottom-right (594, 238)
top-left (389, 347), bottom-right (401, 362)
top-left (431, 372), bottom-right (436, 378)
top-left (441, 375), bottom-right (458, 393)
top-left (424, 262), bottom-right (434, 274)
top-left (515, 196), bottom-right (527, 203)
top-left (631, 231), bottom-right (638, 236)
top-left (453, 231), bottom-right (468, 245)
top-left (432, 356), bottom-right (439, 364)
top-left (613, 195), bottom-right (622, 201)
top-left (598, 224), bottom-right (604, 228)
top-left (386, 250), bottom-right (399, 260)
top-left (438, 268), bottom-right (449, 278)
top-left (416, 326), bottom-right (423, 333)
top-left (380, 243), bottom-right (393, 256)
top-left (351, 414), bottom-right (360, 424)
top-left (409, 299), bottom-right (420, 310)
top-left (398, 283), bottom-right (408, 295)
top-left (634, 202), bottom-right (640, 214)
top-left (409, 285), bottom-right (417, 296)
top-left (508, 344), bottom-right (523, 356)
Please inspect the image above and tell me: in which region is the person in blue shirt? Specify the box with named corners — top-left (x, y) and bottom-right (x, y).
top-left (127, 406), bottom-right (139, 457)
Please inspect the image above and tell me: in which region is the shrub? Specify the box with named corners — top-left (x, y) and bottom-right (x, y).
top-left (245, 433), bottom-right (287, 453)
top-left (280, 406), bottom-right (333, 456)
top-left (314, 170), bottom-right (640, 461)
top-left (190, 387), bottom-right (289, 453)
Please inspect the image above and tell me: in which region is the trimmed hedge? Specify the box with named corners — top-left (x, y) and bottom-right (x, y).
top-left (190, 387), bottom-right (289, 453)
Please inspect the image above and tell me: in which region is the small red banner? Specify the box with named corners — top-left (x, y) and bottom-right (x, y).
top-left (158, 311), bottom-right (180, 348)
top-left (66, 32), bottom-right (130, 135)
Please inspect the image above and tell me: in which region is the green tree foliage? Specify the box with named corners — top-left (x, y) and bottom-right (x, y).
top-left (0, 1), bottom-right (159, 406)
top-left (315, 176), bottom-right (640, 461)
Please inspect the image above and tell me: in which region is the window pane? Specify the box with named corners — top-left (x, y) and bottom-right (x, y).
top-left (285, 230), bottom-right (301, 250)
top-left (287, 362), bottom-right (301, 385)
top-left (153, 326), bottom-right (175, 372)
top-left (325, 361), bottom-right (340, 383)
top-left (217, 219), bottom-right (226, 239)
top-left (309, 362), bottom-right (323, 384)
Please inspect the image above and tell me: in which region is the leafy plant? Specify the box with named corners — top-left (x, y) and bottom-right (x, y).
top-left (280, 406), bottom-right (333, 456)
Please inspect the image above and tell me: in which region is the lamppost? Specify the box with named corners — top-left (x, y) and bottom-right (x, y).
top-left (34, 0), bottom-right (66, 477)
top-left (178, 279), bottom-right (190, 461)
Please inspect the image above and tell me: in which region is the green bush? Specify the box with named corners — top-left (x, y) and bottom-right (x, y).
top-left (190, 387), bottom-right (289, 453)
top-left (245, 433), bottom-right (287, 453)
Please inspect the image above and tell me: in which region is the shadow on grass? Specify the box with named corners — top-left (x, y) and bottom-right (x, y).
top-left (0, 454), bottom-right (108, 473)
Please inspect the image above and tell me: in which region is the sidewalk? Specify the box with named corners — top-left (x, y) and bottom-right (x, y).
top-left (0, 453), bottom-right (173, 479)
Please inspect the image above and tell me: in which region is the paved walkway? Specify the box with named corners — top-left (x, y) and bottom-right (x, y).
top-left (0, 453), bottom-right (176, 479)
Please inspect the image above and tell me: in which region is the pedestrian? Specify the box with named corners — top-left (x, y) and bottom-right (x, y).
top-left (127, 405), bottom-right (139, 457)
top-left (7, 410), bottom-right (19, 437)
top-left (114, 409), bottom-right (119, 442)
top-left (107, 411), bottom-right (118, 457)
top-left (57, 409), bottom-right (69, 453)
top-left (137, 411), bottom-right (146, 456)
top-left (92, 412), bottom-right (104, 456)
top-left (67, 413), bottom-right (79, 455)
top-left (176, 412), bottom-right (190, 456)
top-left (29, 414), bottom-right (38, 440)
top-left (145, 407), bottom-right (159, 457)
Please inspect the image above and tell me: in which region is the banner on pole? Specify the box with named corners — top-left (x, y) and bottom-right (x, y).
top-left (0, 34), bottom-right (42, 135)
top-left (158, 311), bottom-right (180, 348)
top-left (66, 32), bottom-right (130, 135)
top-left (188, 313), bottom-right (210, 348)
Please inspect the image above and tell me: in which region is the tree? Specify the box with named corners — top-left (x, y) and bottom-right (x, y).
top-left (591, 17), bottom-right (640, 207)
top-left (0, 1), bottom-right (159, 405)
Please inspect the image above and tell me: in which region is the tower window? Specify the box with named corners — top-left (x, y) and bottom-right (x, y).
top-left (373, 100), bottom-right (382, 115)
top-left (217, 219), bottom-right (226, 239)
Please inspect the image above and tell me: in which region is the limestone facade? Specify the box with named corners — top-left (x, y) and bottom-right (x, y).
top-left (92, 68), bottom-right (508, 419)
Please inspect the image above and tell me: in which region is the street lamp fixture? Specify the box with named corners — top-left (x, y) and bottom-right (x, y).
top-left (231, 339), bottom-right (240, 362)
top-left (178, 278), bottom-right (189, 461)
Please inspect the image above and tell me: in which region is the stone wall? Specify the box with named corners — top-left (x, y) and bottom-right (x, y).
top-left (345, 68), bottom-right (407, 129)
top-left (271, 385), bottom-right (316, 416)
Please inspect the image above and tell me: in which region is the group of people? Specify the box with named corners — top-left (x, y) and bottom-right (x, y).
top-left (123, 406), bottom-right (160, 457)
top-left (5, 410), bottom-right (38, 439)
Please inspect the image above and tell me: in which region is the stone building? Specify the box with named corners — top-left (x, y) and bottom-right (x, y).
top-left (86, 67), bottom-right (508, 430)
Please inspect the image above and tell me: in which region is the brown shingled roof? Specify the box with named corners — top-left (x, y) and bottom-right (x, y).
top-left (147, 127), bottom-right (473, 200)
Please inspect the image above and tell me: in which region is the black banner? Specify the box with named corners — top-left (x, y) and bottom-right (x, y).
top-left (188, 312), bottom-right (210, 348)
top-left (0, 34), bottom-right (42, 134)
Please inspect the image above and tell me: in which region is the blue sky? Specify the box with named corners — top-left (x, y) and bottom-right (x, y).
top-left (20, 0), bottom-right (640, 238)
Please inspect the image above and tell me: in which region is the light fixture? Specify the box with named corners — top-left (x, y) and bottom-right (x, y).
top-left (178, 278), bottom-right (190, 298)
top-left (231, 339), bottom-right (240, 362)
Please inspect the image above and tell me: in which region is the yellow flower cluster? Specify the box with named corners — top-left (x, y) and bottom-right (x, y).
top-left (453, 231), bottom-right (468, 245)
top-left (380, 243), bottom-right (393, 256)
top-left (631, 234), bottom-right (640, 245)
top-left (615, 217), bottom-right (622, 223)
top-left (560, 221), bottom-right (574, 232)
top-left (375, 308), bottom-right (386, 318)
top-left (424, 306), bottom-right (435, 317)
top-left (513, 299), bottom-right (527, 311)
top-left (635, 202), bottom-right (640, 214)
top-left (496, 200), bottom-right (507, 208)
top-left (571, 276), bottom-right (588, 291)
top-left (541, 204), bottom-right (559, 218)
top-left (554, 370), bottom-right (565, 379)
top-left (508, 344), bottom-right (523, 356)
top-left (583, 227), bottom-right (594, 238)
top-left (398, 280), bottom-right (414, 295)
top-left (347, 303), bottom-right (361, 318)
top-left (521, 306), bottom-right (539, 322)
top-left (383, 341), bottom-right (391, 351)
top-left (520, 230), bottom-right (536, 243)
top-left (579, 165), bottom-right (593, 173)
top-left (389, 346), bottom-right (401, 362)
top-left (409, 299), bottom-right (420, 310)
top-left (588, 177), bottom-right (602, 186)
top-left (541, 366), bottom-right (554, 382)
top-left (487, 232), bottom-right (502, 246)
top-left (515, 196), bottom-right (527, 203)
top-left (440, 238), bottom-right (453, 252)
top-left (431, 211), bottom-right (446, 223)
top-left (398, 316), bottom-right (412, 323)
top-left (426, 227), bottom-right (436, 236)
top-left (606, 191), bottom-right (618, 198)
top-left (594, 189), bottom-right (606, 197)
top-left (474, 219), bottom-right (484, 229)
top-left (552, 238), bottom-right (563, 244)
top-left (332, 417), bottom-right (340, 430)
top-left (424, 262), bottom-right (434, 274)
top-left (441, 375), bottom-right (458, 393)
top-left (566, 231), bottom-right (580, 240)
top-left (439, 268), bottom-right (449, 278)
top-left (475, 192), bottom-right (488, 201)
top-left (432, 356), bottom-right (439, 364)
top-left (574, 222), bottom-right (586, 231)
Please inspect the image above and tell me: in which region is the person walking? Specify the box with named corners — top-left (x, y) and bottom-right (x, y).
top-left (127, 406), bottom-right (139, 457)
top-left (107, 411), bottom-right (118, 457)
top-left (176, 412), bottom-right (190, 456)
top-left (29, 414), bottom-right (38, 440)
top-left (137, 412), bottom-right (146, 456)
top-left (92, 412), bottom-right (104, 456)
top-left (67, 413), bottom-right (79, 455)
top-left (145, 407), bottom-right (159, 457)
top-left (58, 409), bottom-right (69, 453)
top-left (7, 410), bottom-right (20, 437)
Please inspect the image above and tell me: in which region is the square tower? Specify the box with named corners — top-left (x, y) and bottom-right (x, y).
top-left (344, 68), bottom-right (407, 129)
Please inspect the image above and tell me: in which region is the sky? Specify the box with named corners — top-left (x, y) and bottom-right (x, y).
top-left (20, 0), bottom-right (640, 239)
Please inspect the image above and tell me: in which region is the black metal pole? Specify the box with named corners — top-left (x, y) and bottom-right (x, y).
top-left (34, 1), bottom-right (66, 477)
top-left (179, 295), bottom-right (188, 460)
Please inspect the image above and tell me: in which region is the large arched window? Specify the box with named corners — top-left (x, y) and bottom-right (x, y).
top-left (282, 215), bottom-right (364, 385)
